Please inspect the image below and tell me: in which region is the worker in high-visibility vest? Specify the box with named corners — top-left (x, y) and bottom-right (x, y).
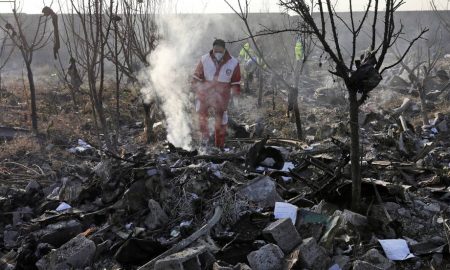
top-left (239, 42), bottom-right (257, 93)
top-left (239, 42), bottom-right (255, 62)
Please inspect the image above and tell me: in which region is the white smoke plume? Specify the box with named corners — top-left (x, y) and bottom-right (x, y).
top-left (140, 16), bottom-right (210, 150)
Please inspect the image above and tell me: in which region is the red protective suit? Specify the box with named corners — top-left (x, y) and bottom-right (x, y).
top-left (192, 50), bottom-right (241, 148)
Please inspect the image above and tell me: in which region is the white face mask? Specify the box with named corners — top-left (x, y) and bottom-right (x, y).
top-left (215, 52), bottom-right (224, 61)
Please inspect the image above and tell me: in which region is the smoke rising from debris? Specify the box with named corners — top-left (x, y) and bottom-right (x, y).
top-left (140, 16), bottom-right (211, 150)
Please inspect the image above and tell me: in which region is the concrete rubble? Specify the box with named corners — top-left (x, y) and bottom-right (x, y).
top-left (2, 83), bottom-right (450, 269)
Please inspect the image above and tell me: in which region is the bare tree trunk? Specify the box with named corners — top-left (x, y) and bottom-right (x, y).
top-left (349, 90), bottom-right (361, 211)
top-left (26, 62), bottom-right (38, 132)
top-left (257, 68), bottom-right (263, 107)
top-left (143, 102), bottom-right (154, 143)
top-left (418, 86), bottom-right (429, 125)
top-left (291, 60), bottom-right (304, 139)
top-left (114, 22), bottom-right (120, 147)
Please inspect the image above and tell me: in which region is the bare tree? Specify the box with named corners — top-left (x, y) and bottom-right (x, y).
top-left (0, 34), bottom-right (14, 90)
top-left (279, 0), bottom-right (427, 210)
top-left (224, 0), bottom-right (313, 139)
top-left (0, 0), bottom-right (52, 132)
top-left (104, 0), bottom-right (159, 144)
top-left (106, 0), bottom-right (159, 82)
top-left (394, 29), bottom-right (445, 126)
top-left (59, 0), bottom-right (115, 151)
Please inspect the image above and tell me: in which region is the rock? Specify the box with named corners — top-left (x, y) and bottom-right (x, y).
top-left (12, 206), bottom-right (33, 226)
top-left (36, 235), bottom-right (96, 270)
top-left (212, 261), bottom-right (251, 270)
top-left (397, 208), bottom-right (411, 218)
top-left (213, 261), bottom-right (233, 270)
top-left (25, 180), bottom-right (41, 194)
top-left (353, 260), bottom-right (383, 270)
top-left (384, 202), bottom-right (401, 212)
top-left (263, 218), bottom-right (301, 253)
top-left (144, 199), bottom-right (169, 230)
top-left (247, 243), bottom-right (284, 270)
top-left (361, 249), bottom-right (395, 270)
top-left (154, 246), bottom-right (215, 270)
top-left (123, 180), bottom-right (148, 212)
top-left (332, 255), bottom-right (350, 269)
top-left (297, 237), bottom-right (331, 270)
top-left (93, 160), bottom-right (113, 183)
top-left (436, 120), bottom-right (448, 132)
top-left (341, 209), bottom-right (368, 228)
top-left (58, 177), bottom-right (84, 204)
top-left (233, 263), bottom-right (252, 270)
top-left (320, 215), bottom-right (341, 249)
top-left (3, 229), bottom-right (19, 249)
top-left (423, 203), bottom-right (440, 213)
top-left (34, 219), bottom-right (83, 247)
top-left (238, 176), bottom-right (282, 208)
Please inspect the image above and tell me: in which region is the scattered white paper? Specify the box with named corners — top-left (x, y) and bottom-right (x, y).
top-left (56, 202), bottom-right (71, 212)
top-left (281, 162), bottom-right (295, 172)
top-left (378, 239), bottom-right (415, 260)
top-left (274, 202), bottom-right (298, 224)
top-left (328, 264), bottom-right (342, 270)
top-left (260, 157), bottom-right (276, 167)
top-left (147, 168), bottom-right (158, 176)
top-left (68, 139), bottom-right (93, 153)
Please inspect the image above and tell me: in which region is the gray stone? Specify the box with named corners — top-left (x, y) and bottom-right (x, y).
top-left (247, 243), bottom-right (284, 270)
top-left (423, 203), bottom-right (440, 213)
top-left (93, 160), bottom-right (112, 183)
top-left (144, 199), bottom-right (169, 230)
top-left (436, 120), bottom-right (448, 132)
top-left (384, 202), bottom-right (401, 212)
top-left (3, 229), bottom-right (18, 249)
top-left (263, 218), bottom-right (301, 253)
top-left (36, 235), bottom-right (96, 270)
top-left (154, 246), bottom-right (215, 270)
top-left (58, 177), bottom-right (84, 203)
top-left (35, 219), bottom-right (83, 247)
top-left (25, 180), bottom-right (41, 194)
top-left (361, 249), bottom-right (395, 270)
top-left (341, 209), bottom-right (368, 228)
top-left (238, 176), bottom-right (282, 208)
top-left (213, 261), bottom-right (233, 270)
top-left (297, 237), bottom-right (331, 270)
top-left (12, 206), bottom-right (33, 226)
top-left (123, 180), bottom-right (148, 212)
top-left (353, 260), bottom-right (383, 270)
top-left (332, 255), bottom-right (350, 269)
top-left (233, 263), bottom-right (251, 270)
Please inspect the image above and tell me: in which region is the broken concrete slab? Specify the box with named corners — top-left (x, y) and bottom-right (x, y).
top-left (144, 199), bottom-right (169, 230)
top-left (154, 246), bottom-right (215, 270)
top-left (262, 218), bottom-right (301, 253)
top-left (247, 243), bottom-right (284, 270)
top-left (3, 228), bottom-right (18, 249)
top-left (36, 235), bottom-right (96, 270)
top-left (34, 219), bottom-right (83, 247)
top-left (352, 260), bottom-right (383, 270)
top-left (237, 176), bottom-right (282, 208)
top-left (297, 237), bottom-right (331, 270)
top-left (361, 249), bottom-right (396, 270)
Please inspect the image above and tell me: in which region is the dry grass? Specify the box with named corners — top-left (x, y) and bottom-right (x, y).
top-left (0, 135), bottom-right (41, 160)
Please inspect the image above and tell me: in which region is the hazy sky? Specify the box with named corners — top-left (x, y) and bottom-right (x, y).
top-left (0, 0), bottom-right (448, 14)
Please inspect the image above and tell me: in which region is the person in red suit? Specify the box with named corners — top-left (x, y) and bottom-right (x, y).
top-left (192, 39), bottom-right (241, 149)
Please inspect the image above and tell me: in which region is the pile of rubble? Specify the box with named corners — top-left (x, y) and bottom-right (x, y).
top-left (1, 115), bottom-right (450, 270)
